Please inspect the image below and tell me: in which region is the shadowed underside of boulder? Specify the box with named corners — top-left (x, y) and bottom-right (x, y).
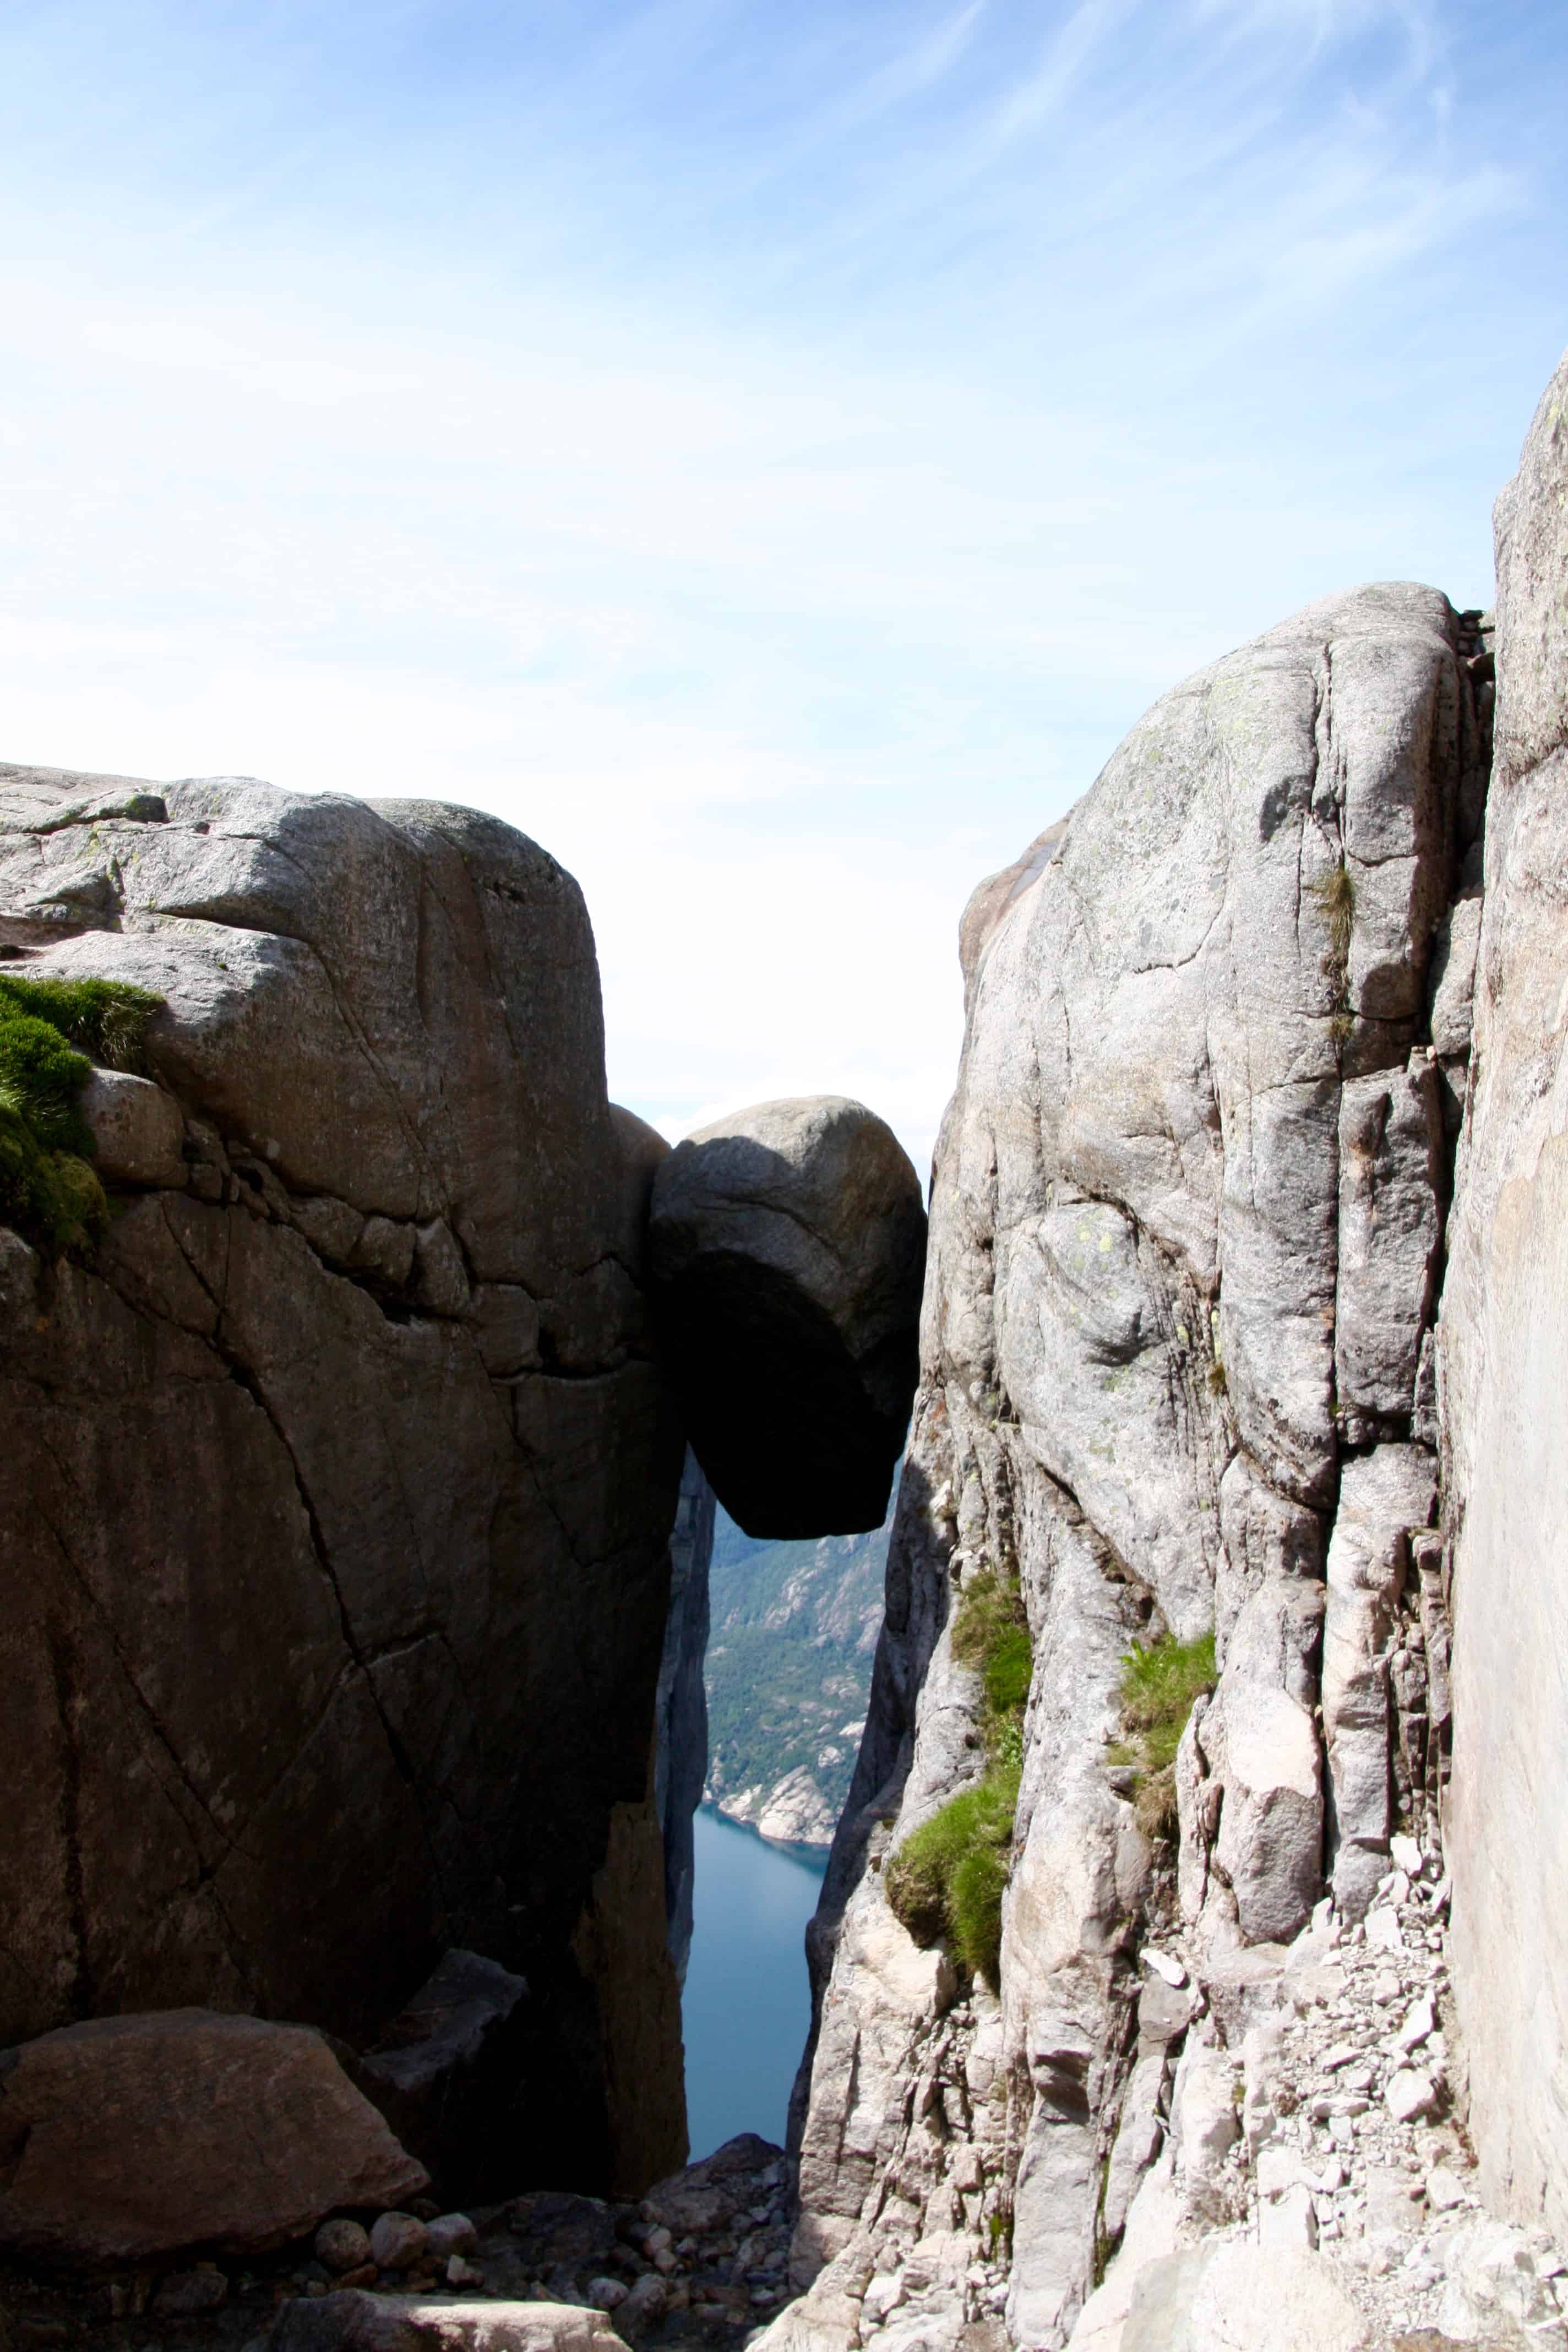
top-left (647, 1096), bottom-right (926, 1538)
top-left (0, 766), bottom-right (687, 2199)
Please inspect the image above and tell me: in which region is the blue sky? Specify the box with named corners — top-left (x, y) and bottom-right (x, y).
top-left (0, 1), bottom-right (1563, 1170)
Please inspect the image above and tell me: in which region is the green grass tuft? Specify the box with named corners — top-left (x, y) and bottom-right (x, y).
top-left (0, 974), bottom-right (161, 1071)
top-left (0, 975), bottom-right (162, 1253)
top-left (884, 1566), bottom-right (1034, 1986)
top-left (884, 1766), bottom-right (1020, 1985)
top-left (1112, 1631), bottom-right (1216, 1843)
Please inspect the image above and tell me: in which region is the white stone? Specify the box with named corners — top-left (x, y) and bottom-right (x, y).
top-left (1396, 1997), bottom-right (1435, 2052)
top-left (1425, 2163), bottom-right (1466, 2213)
top-left (1389, 1834), bottom-right (1423, 1876)
top-left (1385, 2069), bottom-right (1438, 2125)
top-left (1439, 2218), bottom-right (1563, 2339)
top-left (1142, 1948), bottom-right (1188, 1989)
top-left (1364, 1908), bottom-right (1404, 1954)
top-left (1260, 2185), bottom-right (1320, 2252)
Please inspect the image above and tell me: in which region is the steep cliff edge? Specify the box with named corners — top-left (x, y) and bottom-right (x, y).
top-left (1441, 347), bottom-right (1568, 2246)
top-left (0, 768), bottom-right (687, 2196)
top-left (776, 580), bottom-right (1501, 2350)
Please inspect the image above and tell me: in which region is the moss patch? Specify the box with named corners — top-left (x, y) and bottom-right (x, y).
top-left (0, 975), bottom-right (163, 1253)
top-left (884, 1567), bottom-right (1032, 1986)
top-left (1108, 1630), bottom-right (1217, 1842)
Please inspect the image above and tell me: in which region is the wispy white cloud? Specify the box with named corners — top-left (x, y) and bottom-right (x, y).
top-left (0, 0), bottom-right (1559, 1170)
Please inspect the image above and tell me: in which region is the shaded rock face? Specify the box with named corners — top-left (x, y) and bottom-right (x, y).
top-left (648, 1097), bottom-right (926, 1538)
top-left (0, 767), bottom-right (686, 2198)
top-left (782, 584), bottom-right (1492, 2349)
top-left (1441, 344), bottom-right (1568, 2244)
top-left (655, 1449), bottom-right (716, 1985)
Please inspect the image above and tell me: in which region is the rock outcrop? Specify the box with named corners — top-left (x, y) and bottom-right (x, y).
top-left (0, 768), bottom-right (686, 2197)
top-left (649, 1097), bottom-right (925, 1537)
top-left (778, 580), bottom-right (1496, 2349)
top-left (1441, 345), bottom-right (1568, 2244)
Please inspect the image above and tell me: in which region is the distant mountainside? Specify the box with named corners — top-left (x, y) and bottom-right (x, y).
top-left (702, 1488), bottom-right (894, 1847)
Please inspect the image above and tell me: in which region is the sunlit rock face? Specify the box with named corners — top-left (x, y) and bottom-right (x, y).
top-left (776, 576), bottom-right (1495, 2351)
top-left (648, 1094), bottom-right (927, 1538)
top-left (1442, 343), bottom-right (1568, 2247)
top-left (0, 766), bottom-right (687, 2197)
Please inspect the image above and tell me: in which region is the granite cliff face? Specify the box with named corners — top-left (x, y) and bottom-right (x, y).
top-left (0, 769), bottom-right (689, 2195)
top-left (773, 575), bottom-right (1515, 2350)
top-left (1441, 347), bottom-right (1568, 2248)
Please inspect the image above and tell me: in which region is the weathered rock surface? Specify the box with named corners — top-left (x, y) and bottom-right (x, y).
top-left (0, 766), bottom-right (686, 2197)
top-left (1441, 341), bottom-right (1568, 2245)
top-left (0, 2010), bottom-right (427, 2264)
top-left (785, 581), bottom-right (1492, 2349)
top-left (1120, 2242), bottom-right (1368, 2351)
top-left (648, 1097), bottom-right (925, 1537)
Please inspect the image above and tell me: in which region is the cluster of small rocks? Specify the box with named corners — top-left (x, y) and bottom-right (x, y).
top-left (0, 2139), bottom-right (794, 2352)
top-left (1154, 1829), bottom-right (1568, 2349)
top-left (423, 2135), bottom-right (796, 2338)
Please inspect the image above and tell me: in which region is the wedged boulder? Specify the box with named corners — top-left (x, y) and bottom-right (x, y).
top-left (647, 1096), bottom-right (925, 1536)
top-left (0, 2009), bottom-right (428, 2266)
top-left (356, 1950), bottom-right (529, 2199)
top-left (270, 2293), bottom-right (628, 2352)
top-left (0, 766), bottom-right (687, 2198)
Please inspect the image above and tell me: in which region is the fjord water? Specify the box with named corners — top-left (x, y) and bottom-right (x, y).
top-left (682, 1805), bottom-right (829, 2161)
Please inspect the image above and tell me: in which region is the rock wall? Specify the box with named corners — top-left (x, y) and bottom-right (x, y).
top-left (778, 581), bottom-right (1495, 2348)
top-left (1441, 346), bottom-right (1568, 2242)
top-left (0, 767), bottom-right (687, 2197)
top-left (656, 1447), bottom-right (717, 1983)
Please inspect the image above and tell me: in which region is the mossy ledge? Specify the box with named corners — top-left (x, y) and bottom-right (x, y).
top-left (0, 974), bottom-right (163, 1253)
top-left (885, 1567), bottom-right (1032, 1987)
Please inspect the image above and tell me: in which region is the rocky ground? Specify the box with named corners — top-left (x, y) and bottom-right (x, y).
top-left (0, 2138), bottom-right (793, 2352)
top-left (1069, 1828), bottom-right (1568, 2351)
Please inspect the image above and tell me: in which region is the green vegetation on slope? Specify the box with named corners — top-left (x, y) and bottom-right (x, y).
top-left (885, 1568), bottom-right (1033, 1987)
top-left (1107, 1630), bottom-right (1217, 1841)
top-left (0, 974), bottom-right (162, 1252)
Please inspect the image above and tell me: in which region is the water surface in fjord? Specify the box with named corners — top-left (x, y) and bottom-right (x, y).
top-left (682, 1805), bottom-right (829, 2162)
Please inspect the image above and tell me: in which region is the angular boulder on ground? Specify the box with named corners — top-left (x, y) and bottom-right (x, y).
top-left (355, 1950), bottom-right (529, 2199)
top-left (0, 2010), bottom-right (427, 2265)
top-left (0, 766), bottom-right (687, 2198)
top-left (648, 1096), bottom-right (925, 1536)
